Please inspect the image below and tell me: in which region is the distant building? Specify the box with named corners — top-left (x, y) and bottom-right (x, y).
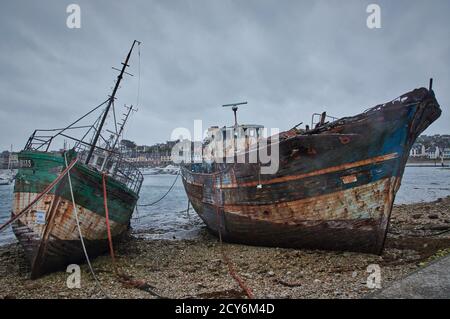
top-left (442, 148), bottom-right (450, 159)
top-left (0, 153), bottom-right (7, 169)
top-left (425, 146), bottom-right (440, 159)
top-left (410, 143), bottom-right (426, 157)
top-left (122, 140), bottom-right (179, 167)
top-left (0, 151), bottom-right (18, 169)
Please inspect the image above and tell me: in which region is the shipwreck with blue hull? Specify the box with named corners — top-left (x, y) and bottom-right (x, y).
top-left (181, 84), bottom-right (442, 254)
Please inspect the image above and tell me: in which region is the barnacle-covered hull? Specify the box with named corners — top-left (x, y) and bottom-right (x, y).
top-left (12, 151), bottom-right (138, 278)
top-left (181, 88), bottom-right (442, 254)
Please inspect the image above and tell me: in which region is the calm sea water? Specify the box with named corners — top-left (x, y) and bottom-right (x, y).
top-left (1, 166), bottom-right (450, 246)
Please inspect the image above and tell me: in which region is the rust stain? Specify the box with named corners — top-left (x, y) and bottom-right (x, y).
top-left (219, 152), bottom-right (398, 189)
top-left (181, 87), bottom-right (442, 253)
top-left (224, 178), bottom-right (393, 222)
top-left (12, 191), bottom-right (127, 278)
top-left (339, 136), bottom-right (351, 144)
top-left (341, 174), bottom-right (357, 184)
top-left (307, 147), bottom-right (317, 155)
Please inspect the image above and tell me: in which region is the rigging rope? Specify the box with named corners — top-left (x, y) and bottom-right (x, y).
top-left (0, 157), bottom-right (78, 233)
top-left (64, 153), bottom-right (110, 299)
top-left (51, 99), bottom-right (109, 146)
top-left (136, 42), bottom-right (141, 108)
top-left (137, 171), bottom-right (180, 207)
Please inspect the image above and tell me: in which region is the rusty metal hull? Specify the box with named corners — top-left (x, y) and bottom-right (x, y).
top-left (181, 88), bottom-right (442, 254)
top-left (12, 151), bottom-right (137, 278)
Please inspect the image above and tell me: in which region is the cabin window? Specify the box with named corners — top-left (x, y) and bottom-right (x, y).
top-left (96, 157), bottom-right (104, 166)
top-left (106, 161), bottom-right (113, 170)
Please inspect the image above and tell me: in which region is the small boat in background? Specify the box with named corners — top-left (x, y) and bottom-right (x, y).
top-left (140, 165), bottom-right (180, 176)
top-left (0, 148), bottom-right (16, 186)
top-left (11, 41), bottom-right (144, 278)
top-left (181, 81), bottom-right (442, 254)
top-left (0, 176), bottom-right (11, 186)
top-left (155, 165), bottom-right (180, 175)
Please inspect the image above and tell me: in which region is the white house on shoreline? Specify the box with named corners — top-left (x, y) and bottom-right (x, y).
top-left (410, 143), bottom-right (450, 160)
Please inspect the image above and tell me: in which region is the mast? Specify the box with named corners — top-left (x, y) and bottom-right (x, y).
top-left (85, 40), bottom-right (140, 164)
top-left (222, 102), bottom-right (248, 162)
top-left (101, 104), bottom-right (136, 171)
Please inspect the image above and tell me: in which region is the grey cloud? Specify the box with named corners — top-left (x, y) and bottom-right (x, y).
top-left (0, 0), bottom-right (449, 151)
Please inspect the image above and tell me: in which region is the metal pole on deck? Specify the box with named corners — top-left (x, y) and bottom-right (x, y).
top-left (85, 40), bottom-right (140, 165)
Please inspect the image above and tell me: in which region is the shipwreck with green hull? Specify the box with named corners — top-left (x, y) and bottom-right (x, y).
top-left (11, 41), bottom-right (143, 278)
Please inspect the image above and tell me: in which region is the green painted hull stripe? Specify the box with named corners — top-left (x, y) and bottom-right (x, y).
top-left (14, 151), bottom-right (138, 225)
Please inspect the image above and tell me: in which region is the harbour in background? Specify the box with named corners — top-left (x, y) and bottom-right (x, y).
top-left (1, 166), bottom-right (449, 246)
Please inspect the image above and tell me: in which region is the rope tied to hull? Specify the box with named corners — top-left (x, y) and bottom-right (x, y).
top-left (102, 173), bottom-right (116, 267)
top-left (215, 207), bottom-right (254, 299)
top-left (212, 174), bottom-right (254, 299)
top-left (0, 157), bottom-right (79, 233)
top-left (102, 172), bottom-right (164, 298)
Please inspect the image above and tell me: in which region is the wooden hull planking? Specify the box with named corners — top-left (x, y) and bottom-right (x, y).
top-left (181, 88), bottom-right (442, 253)
top-left (12, 151), bottom-right (137, 278)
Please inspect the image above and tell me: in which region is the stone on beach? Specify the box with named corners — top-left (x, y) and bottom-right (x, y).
top-left (0, 196), bottom-right (449, 299)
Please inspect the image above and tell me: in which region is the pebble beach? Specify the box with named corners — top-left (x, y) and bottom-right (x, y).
top-left (1, 196), bottom-right (449, 299)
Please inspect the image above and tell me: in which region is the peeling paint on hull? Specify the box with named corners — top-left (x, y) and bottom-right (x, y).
top-left (181, 87), bottom-right (442, 253)
top-left (186, 177), bottom-right (398, 253)
top-left (12, 152), bottom-right (137, 278)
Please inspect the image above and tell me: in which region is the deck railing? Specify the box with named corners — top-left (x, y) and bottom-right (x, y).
top-left (24, 130), bottom-right (143, 194)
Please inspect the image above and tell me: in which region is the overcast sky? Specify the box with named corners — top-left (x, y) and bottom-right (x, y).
top-left (0, 0), bottom-right (449, 151)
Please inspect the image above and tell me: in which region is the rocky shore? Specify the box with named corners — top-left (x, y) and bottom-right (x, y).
top-left (1, 197), bottom-right (450, 299)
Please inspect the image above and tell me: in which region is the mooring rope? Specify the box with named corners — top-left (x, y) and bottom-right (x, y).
top-left (186, 200), bottom-right (191, 220)
top-left (102, 172), bottom-right (164, 298)
top-left (212, 175), bottom-right (254, 299)
top-left (102, 173), bottom-right (116, 267)
top-left (131, 205), bottom-right (142, 223)
top-left (64, 153), bottom-right (110, 299)
top-left (0, 157), bottom-right (78, 233)
top-left (395, 228), bottom-right (450, 238)
top-left (215, 206), bottom-right (254, 299)
top-left (137, 171), bottom-right (180, 207)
